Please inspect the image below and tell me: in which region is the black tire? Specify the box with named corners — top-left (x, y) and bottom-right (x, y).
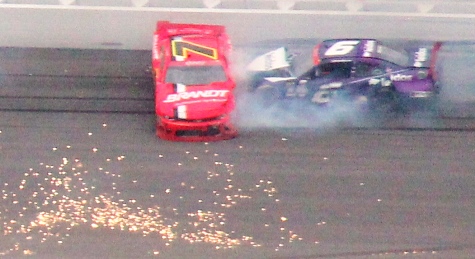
top-left (367, 86), bottom-right (402, 115)
top-left (254, 82), bottom-right (283, 107)
top-left (246, 78), bottom-right (262, 92)
top-left (399, 94), bottom-right (440, 118)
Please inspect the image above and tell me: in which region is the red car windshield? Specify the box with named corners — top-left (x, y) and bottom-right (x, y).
top-left (165, 65), bottom-right (227, 85)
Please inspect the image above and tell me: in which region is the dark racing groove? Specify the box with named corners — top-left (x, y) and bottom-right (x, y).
top-left (1, 47), bottom-right (474, 258)
top-left (1, 47), bottom-right (475, 128)
top-left (272, 244), bottom-right (475, 259)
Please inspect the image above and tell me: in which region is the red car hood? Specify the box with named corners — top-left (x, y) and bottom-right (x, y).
top-left (157, 83), bottom-right (234, 120)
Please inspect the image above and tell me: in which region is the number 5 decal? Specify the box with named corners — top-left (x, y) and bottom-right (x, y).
top-left (324, 40), bottom-right (359, 56)
top-left (312, 90), bottom-right (331, 104)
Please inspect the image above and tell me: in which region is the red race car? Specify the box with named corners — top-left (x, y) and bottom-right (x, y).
top-left (152, 21), bottom-right (237, 141)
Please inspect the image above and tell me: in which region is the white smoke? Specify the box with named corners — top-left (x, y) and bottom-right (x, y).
top-left (438, 43), bottom-right (475, 102)
top-left (433, 42), bottom-right (475, 118)
top-left (230, 44), bottom-right (372, 130)
top-left (229, 41), bottom-right (475, 130)
top-left (233, 91), bottom-right (367, 129)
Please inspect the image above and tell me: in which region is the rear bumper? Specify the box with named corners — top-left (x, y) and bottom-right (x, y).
top-left (156, 116), bottom-right (237, 142)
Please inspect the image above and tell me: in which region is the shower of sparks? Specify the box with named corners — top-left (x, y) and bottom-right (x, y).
top-left (0, 143), bottom-right (303, 257)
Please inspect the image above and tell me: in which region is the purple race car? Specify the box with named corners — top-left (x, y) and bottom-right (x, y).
top-left (247, 39), bottom-right (443, 112)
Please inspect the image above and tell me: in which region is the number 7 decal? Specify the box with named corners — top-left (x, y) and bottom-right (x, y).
top-left (172, 40), bottom-right (218, 60)
top-left (324, 40), bottom-right (360, 56)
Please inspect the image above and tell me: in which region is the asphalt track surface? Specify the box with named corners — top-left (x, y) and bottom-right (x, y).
top-left (0, 48), bottom-right (475, 258)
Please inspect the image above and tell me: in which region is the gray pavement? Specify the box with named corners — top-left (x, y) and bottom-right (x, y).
top-left (0, 48), bottom-right (474, 258)
top-left (0, 111), bottom-right (474, 258)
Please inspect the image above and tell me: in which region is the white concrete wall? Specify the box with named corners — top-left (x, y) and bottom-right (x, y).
top-left (1, 3), bottom-right (475, 50)
top-left (3, 1), bottom-right (475, 12)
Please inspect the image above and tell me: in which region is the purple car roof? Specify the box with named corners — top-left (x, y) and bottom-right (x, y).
top-left (318, 39), bottom-right (434, 68)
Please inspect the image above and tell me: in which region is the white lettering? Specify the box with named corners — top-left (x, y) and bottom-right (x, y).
top-left (414, 48), bottom-right (428, 67)
top-left (319, 82), bottom-right (343, 90)
top-left (184, 61), bottom-right (206, 66)
top-left (363, 40), bottom-right (376, 57)
top-left (163, 90), bottom-right (230, 103)
top-left (390, 74), bottom-right (413, 81)
top-left (410, 91), bottom-right (432, 98)
top-left (152, 35), bottom-right (160, 61)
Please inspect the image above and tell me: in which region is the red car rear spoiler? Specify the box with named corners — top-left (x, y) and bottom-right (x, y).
top-left (429, 41), bottom-right (443, 81)
top-left (313, 43), bottom-right (321, 65)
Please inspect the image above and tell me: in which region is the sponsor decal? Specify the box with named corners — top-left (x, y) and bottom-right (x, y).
top-left (390, 74), bottom-right (413, 81)
top-left (410, 91), bottom-right (432, 98)
top-left (152, 35), bottom-right (160, 60)
top-left (363, 40), bottom-right (376, 57)
top-left (247, 47), bottom-right (290, 72)
top-left (184, 60), bottom-right (207, 66)
top-left (176, 83), bottom-right (186, 93)
top-left (414, 48), bottom-right (428, 67)
top-left (177, 105), bottom-right (187, 119)
top-left (319, 82), bottom-right (343, 90)
top-left (263, 48), bottom-right (287, 71)
top-left (171, 39), bottom-right (218, 60)
top-left (164, 90), bottom-right (229, 103)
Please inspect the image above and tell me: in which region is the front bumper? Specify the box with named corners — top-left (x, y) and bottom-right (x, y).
top-left (156, 116), bottom-right (237, 142)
